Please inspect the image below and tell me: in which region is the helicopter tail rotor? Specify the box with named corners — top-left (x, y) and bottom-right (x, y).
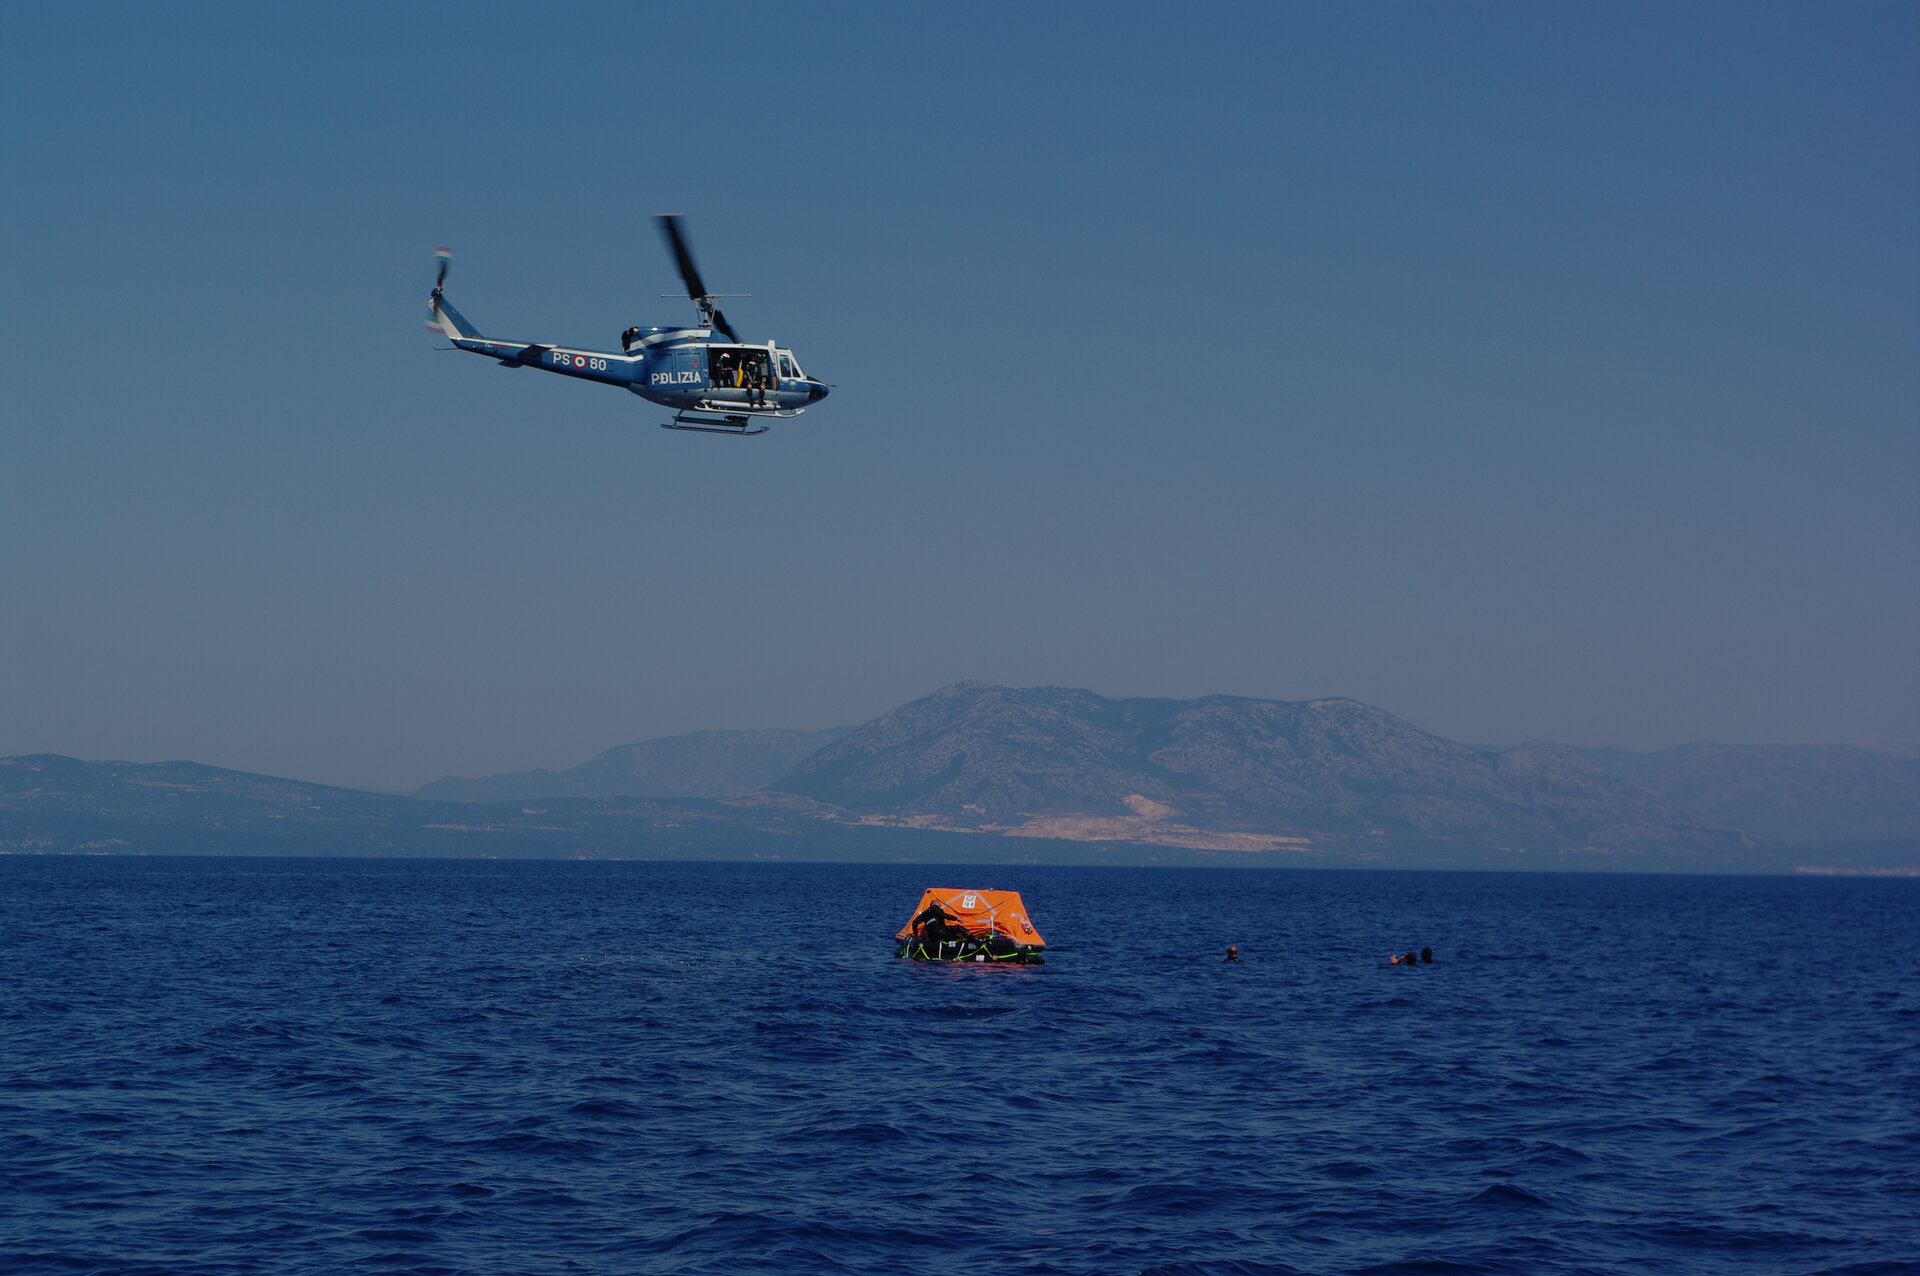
top-left (424, 246), bottom-right (482, 339)
top-left (425, 247), bottom-right (453, 332)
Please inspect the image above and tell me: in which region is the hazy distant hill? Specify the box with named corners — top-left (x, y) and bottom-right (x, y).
top-left (413, 728), bottom-right (853, 803)
top-left (9, 683), bottom-right (1918, 872)
top-left (0, 752), bottom-right (1042, 863)
top-left (769, 681), bottom-right (1770, 867)
top-left (1574, 742), bottom-right (1920, 846)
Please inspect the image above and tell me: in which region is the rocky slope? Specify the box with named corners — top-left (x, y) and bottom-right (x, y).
top-left (770, 682), bottom-right (1769, 865)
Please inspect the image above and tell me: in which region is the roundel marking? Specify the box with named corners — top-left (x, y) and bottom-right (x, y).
top-left (573, 354), bottom-right (587, 368)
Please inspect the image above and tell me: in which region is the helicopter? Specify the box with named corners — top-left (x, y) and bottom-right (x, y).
top-left (425, 216), bottom-right (827, 435)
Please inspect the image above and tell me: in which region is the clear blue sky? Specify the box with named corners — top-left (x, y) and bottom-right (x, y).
top-left (4, 2), bottom-right (1915, 790)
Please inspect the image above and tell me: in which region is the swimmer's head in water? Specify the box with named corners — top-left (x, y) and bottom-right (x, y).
top-left (1421, 947), bottom-right (1433, 963)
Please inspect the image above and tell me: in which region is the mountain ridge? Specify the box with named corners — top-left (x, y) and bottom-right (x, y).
top-left (767, 682), bottom-right (1769, 867)
top-left (1574, 741), bottom-right (1920, 845)
top-left (6, 681), bottom-right (1917, 871)
top-left (413, 727), bottom-right (855, 803)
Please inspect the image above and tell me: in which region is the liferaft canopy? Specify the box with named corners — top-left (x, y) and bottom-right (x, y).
top-left (895, 888), bottom-right (1045, 948)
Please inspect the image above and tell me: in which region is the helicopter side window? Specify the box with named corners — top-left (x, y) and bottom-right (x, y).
top-left (778, 355), bottom-right (795, 379)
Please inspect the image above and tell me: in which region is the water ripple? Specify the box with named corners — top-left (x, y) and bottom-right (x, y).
top-left (2, 858), bottom-right (1917, 1275)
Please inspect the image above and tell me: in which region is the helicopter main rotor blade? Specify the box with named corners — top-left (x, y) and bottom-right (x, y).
top-left (656, 215), bottom-right (707, 301)
top-left (710, 306), bottom-right (739, 344)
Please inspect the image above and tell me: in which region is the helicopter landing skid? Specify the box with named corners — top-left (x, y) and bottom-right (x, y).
top-left (662, 410), bottom-right (769, 436)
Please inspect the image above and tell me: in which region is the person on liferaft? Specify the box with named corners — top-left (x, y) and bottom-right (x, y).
top-left (912, 901), bottom-right (973, 945)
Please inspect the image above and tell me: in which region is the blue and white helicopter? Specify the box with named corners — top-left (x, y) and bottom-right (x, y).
top-left (426, 216), bottom-right (828, 435)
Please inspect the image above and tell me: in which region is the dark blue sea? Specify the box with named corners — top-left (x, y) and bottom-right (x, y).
top-left (2, 858), bottom-right (1916, 1275)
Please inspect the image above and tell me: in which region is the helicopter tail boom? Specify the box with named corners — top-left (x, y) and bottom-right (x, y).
top-left (423, 247), bottom-right (635, 388)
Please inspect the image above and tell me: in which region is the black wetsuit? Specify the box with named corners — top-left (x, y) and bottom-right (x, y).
top-left (913, 904), bottom-right (971, 945)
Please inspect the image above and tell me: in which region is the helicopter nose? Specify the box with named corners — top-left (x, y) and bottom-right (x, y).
top-left (807, 380), bottom-right (829, 403)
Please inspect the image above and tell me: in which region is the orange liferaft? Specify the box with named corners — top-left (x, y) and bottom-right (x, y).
top-left (895, 888), bottom-right (1046, 963)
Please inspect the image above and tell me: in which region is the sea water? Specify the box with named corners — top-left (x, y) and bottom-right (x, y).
top-left (2, 857), bottom-right (1915, 1275)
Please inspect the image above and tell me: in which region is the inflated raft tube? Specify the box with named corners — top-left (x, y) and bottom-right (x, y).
top-left (894, 889), bottom-right (1046, 965)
